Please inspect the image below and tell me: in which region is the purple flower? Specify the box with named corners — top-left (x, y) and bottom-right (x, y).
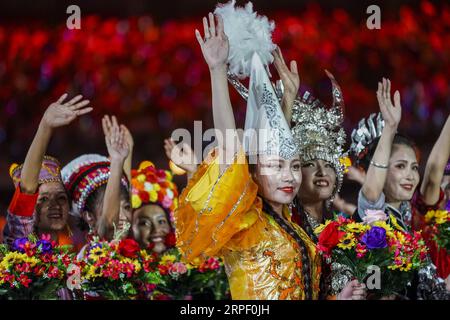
top-left (361, 226), bottom-right (387, 249)
top-left (36, 239), bottom-right (53, 254)
top-left (12, 237), bottom-right (29, 252)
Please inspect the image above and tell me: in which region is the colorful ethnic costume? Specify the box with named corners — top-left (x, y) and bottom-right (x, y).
top-left (350, 113), bottom-right (449, 299)
top-left (175, 53), bottom-right (321, 300)
top-left (61, 154), bottom-right (130, 247)
top-left (3, 156), bottom-right (71, 246)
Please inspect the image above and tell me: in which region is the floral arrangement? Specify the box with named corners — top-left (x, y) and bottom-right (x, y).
top-left (0, 234), bottom-right (74, 300)
top-left (131, 161), bottom-right (178, 215)
top-left (315, 211), bottom-right (428, 297)
top-left (424, 210), bottom-right (450, 252)
top-left (78, 237), bottom-right (163, 300)
top-left (153, 247), bottom-right (230, 300)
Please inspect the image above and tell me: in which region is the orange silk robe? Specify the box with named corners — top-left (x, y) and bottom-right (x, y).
top-left (174, 149), bottom-right (321, 300)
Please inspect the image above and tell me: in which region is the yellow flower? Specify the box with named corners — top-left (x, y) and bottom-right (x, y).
top-left (186, 263), bottom-right (195, 270)
top-left (399, 263), bottom-right (412, 272)
top-left (389, 214), bottom-right (406, 231)
top-left (337, 234), bottom-right (357, 250)
top-left (165, 170), bottom-right (173, 181)
top-left (434, 210), bottom-right (449, 225)
top-left (149, 190), bottom-right (158, 202)
top-left (131, 194), bottom-right (142, 209)
top-left (387, 265), bottom-right (399, 271)
top-left (140, 250), bottom-right (151, 260)
top-left (1, 252), bottom-right (28, 269)
top-left (23, 256), bottom-right (39, 267)
top-left (133, 261), bottom-right (142, 273)
top-left (136, 174), bottom-right (146, 183)
top-left (89, 247), bottom-right (108, 261)
top-left (160, 254), bottom-right (177, 265)
top-left (373, 220), bottom-right (393, 232)
top-left (339, 157), bottom-right (352, 173)
top-left (425, 210), bottom-right (435, 223)
top-left (190, 257), bottom-right (201, 267)
top-left (345, 222), bottom-right (368, 233)
top-left (395, 231), bottom-right (406, 245)
top-left (386, 230), bottom-right (396, 240)
top-left (85, 265), bottom-right (103, 279)
top-left (153, 184), bottom-right (161, 192)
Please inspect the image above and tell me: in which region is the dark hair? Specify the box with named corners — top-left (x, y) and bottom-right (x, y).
top-left (357, 133), bottom-right (420, 171)
top-left (77, 183), bottom-right (130, 231)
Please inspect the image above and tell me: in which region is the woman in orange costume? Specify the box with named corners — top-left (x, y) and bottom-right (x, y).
top-left (175, 13), bottom-right (321, 300)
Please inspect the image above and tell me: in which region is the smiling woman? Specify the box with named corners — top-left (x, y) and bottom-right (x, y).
top-left (130, 161), bottom-right (178, 253)
top-left (350, 79), bottom-right (449, 300)
top-left (3, 93), bottom-right (91, 247)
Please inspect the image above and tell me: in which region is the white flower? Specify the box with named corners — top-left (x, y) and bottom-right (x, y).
top-left (363, 209), bottom-right (388, 225)
top-left (144, 182), bottom-right (153, 192)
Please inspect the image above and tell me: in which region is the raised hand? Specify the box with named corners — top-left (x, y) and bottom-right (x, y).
top-left (345, 166), bottom-right (366, 185)
top-left (273, 46), bottom-right (300, 100)
top-left (164, 138), bottom-right (198, 174)
top-left (376, 78), bottom-right (401, 130)
top-left (120, 124), bottom-right (134, 151)
top-left (195, 13), bottom-right (229, 71)
top-left (102, 115), bottom-right (134, 151)
top-left (42, 93), bottom-right (91, 129)
top-left (104, 120), bottom-right (129, 162)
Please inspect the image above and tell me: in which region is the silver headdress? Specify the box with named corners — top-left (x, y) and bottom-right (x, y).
top-left (349, 113), bottom-right (385, 162)
top-left (291, 71), bottom-right (347, 196)
top-left (243, 52), bottom-right (298, 160)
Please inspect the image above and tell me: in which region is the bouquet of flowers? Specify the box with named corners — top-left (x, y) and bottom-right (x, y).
top-left (0, 234), bottom-right (74, 300)
top-left (315, 211), bottom-right (428, 297)
top-left (424, 210), bottom-right (450, 252)
top-left (153, 247), bottom-right (230, 300)
top-left (78, 237), bottom-right (163, 300)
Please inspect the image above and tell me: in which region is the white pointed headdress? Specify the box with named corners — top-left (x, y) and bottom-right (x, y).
top-left (244, 53), bottom-right (298, 159)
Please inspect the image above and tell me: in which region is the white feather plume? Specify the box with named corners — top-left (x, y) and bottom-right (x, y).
top-left (215, 0), bottom-right (276, 79)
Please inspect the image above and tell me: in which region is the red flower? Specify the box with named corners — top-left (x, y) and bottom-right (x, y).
top-left (47, 266), bottom-right (60, 278)
top-left (158, 265), bottom-right (169, 275)
top-left (139, 190), bottom-right (150, 203)
top-left (118, 238), bottom-right (140, 258)
top-left (19, 274), bottom-right (32, 288)
top-left (164, 232), bottom-right (177, 248)
top-left (147, 242), bottom-right (155, 251)
top-left (318, 222), bottom-right (343, 253)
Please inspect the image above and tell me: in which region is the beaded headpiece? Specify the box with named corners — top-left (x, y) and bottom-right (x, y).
top-left (131, 161), bottom-right (179, 223)
top-left (291, 71), bottom-right (347, 196)
top-left (349, 112), bottom-right (385, 164)
top-left (61, 154), bottom-right (129, 217)
top-left (9, 156), bottom-right (62, 187)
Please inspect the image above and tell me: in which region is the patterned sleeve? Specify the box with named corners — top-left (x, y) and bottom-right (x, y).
top-left (357, 189), bottom-right (386, 220)
top-left (3, 186), bottom-right (37, 246)
top-left (174, 148), bottom-right (260, 264)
